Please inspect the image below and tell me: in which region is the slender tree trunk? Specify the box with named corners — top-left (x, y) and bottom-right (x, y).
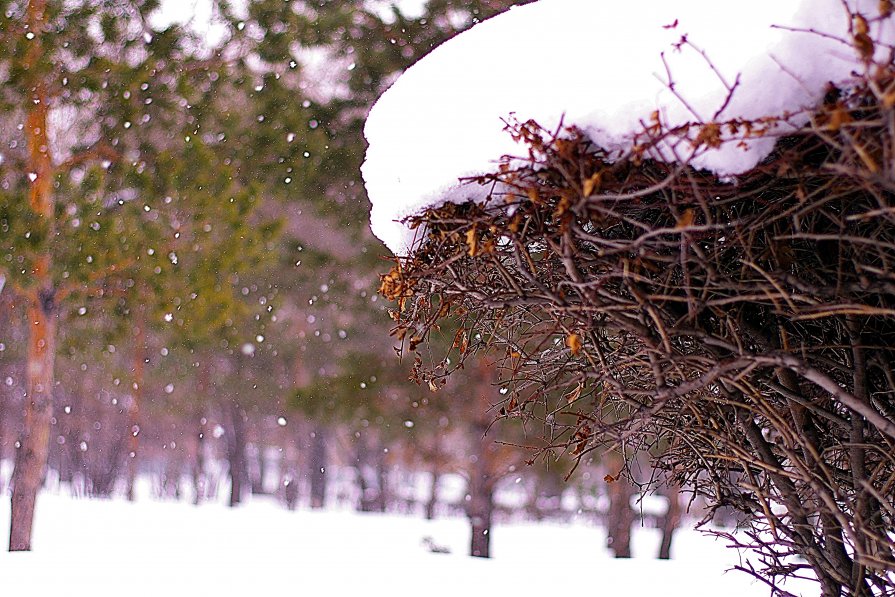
top-left (424, 431), bottom-right (443, 520)
top-left (355, 438), bottom-right (374, 512)
top-left (281, 434), bottom-right (300, 509)
top-left (55, 405), bottom-right (72, 486)
top-left (50, 387), bottom-right (72, 489)
top-left (126, 304), bottom-right (146, 501)
top-left (526, 475), bottom-right (543, 521)
top-left (0, 383), bottom-right (5, 479)
top-left (308, 426), bottom-right (327, 509)
top-left (468, 425), bottom-right (495, 558)
top-left (192, 413), bottom-right (207, 505)
top-left (192, 365), bottom-right (211, 505)
top-left (425, 468), bottom-right (440, 521)
top-left (356, 434), bottom-right (385, 512)
top-left (283, 470), bottom-right (299, 510)
top-left (250, 441), bottom-right (267, 495)
top-left (10, 0), bottom-right (56, 551)
top-left (605, 451), bottom-right (635, 558)
top-left (658, 482), bottom-right (682, 559)
top-left (66, 390), bottom-right (87, 497)
top-left (375, 452), bottom-right (388, 513)
top-left (224, 399), bottom-right (248, 507)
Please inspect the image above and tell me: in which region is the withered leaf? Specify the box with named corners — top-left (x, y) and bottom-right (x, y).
top-left (675, 208), bottom-right (696, 229)
top-left (855, 33), bottom-right (874, 62)
top-left (553, 193), bottom-right (572, 218)
top-left (827, 105), bottom-right (852, 131)
top-left (693, 122), bottom-right (722, 149)
top-left (854, 16), bottom-right (874, 61)
top-left (567, 333), bottom-right (582, 356)
top-left (565, 382), bottom-right (583, 404)
top-left (465, 226), bottom-right (478, 256)
top-left (527, 187), bottom-right (541, 204)
top-left (582, 172), bottom-right (601, 197)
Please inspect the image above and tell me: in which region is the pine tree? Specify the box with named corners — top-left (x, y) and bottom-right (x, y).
top-left (0, 0), bottom-right (275, 549)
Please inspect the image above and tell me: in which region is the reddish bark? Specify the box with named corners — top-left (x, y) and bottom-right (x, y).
top-left (9, 0), bottom-right (56, 552)
top-left (604, 451), bottom-right (635, 559)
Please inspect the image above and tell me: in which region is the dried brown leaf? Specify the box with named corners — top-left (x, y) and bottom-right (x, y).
top-left (466, 226), bottom-right (478, 256)
top-left (567, 333), bottom-right (582, 356)
top-left (675, 208), bottom-right (696, 229)
top-left (582, 172), bottom-right (601, 197)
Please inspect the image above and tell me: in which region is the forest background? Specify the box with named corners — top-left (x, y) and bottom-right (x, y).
top-left (0, 0), bottom-right (671, 561)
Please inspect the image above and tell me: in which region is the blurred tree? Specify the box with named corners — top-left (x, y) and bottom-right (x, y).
top-left (0, 0), bottom-right (543, 547)
top-left (407, 346), bottom-right (533, 557)
top-left (253, 0), bottom-right (538, 516)
top-left (0, 0), bottom-right (275, 548)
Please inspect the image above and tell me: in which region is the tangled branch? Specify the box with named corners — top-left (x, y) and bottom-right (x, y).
top-left (382, 66), bottom-right (895, 594)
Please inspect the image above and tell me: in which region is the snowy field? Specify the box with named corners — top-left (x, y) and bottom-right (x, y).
top-left (0, 489), bottom-right (813, 596)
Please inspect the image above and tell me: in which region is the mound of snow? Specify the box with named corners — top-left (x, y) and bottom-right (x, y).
top-left (363, 0), bottom-right (893, 255)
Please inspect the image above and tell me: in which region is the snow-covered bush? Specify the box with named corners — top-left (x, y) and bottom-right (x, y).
top-left (367, 1), bottom-right (895, 594)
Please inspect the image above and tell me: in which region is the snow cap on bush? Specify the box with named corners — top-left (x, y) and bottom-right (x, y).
top-left (363, 0), bottom-right (894, 254)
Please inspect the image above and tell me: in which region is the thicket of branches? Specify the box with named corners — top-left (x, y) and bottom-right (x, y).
top-left (382, 58), bottom-right (895, 594)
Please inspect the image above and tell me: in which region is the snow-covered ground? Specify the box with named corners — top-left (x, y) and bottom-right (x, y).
top-left (0, 488), bottom-right (813, 596)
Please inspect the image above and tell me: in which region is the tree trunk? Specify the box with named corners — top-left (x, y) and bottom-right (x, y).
top-left (356, 434), bottom-right (384, 513)
top-left (0, 384), bottom-right (5, 486)
top-left (250, 442), bottom-right (267, 495)
top-left (308, 426), bottom-right (327, 509)
top-left (605, 451), bottom-right (635, 558)
top-left (424, 430), bottom-right (444, 520)
top-left (355, 441), bottom-right (374, 512)
top-left (126, 304), bottom-right (146, 501)
top-left (9, 296), bottom-right (56, 551)
top-left (10, 0), bottom-right (56, 550)
top-left (55, 398), bottom-right (72, 487)
top-left (468, 478), bottom-right (494, 558)
top-left (224, 400), bottom-right (248, 507)
top-left (658, 482), bottom-right (682, 559)
top-left (425, 468), bottom-right (439, 521)
top-left (468, 422), bottom-right (495, 558)
top-left (192, 365), bottom-right (211, 505)
top-left (375, 453), bottom-right (388, 513)
top-left (192, 413), bottom-right (207, 506)
top-left (283, 469), bottom-right (299, 510)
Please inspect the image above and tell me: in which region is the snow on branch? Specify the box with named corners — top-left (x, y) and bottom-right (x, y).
top-left (363, 0), bottom-right (895, 256)
top-left (370, 3), bottom-right (895, 592)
